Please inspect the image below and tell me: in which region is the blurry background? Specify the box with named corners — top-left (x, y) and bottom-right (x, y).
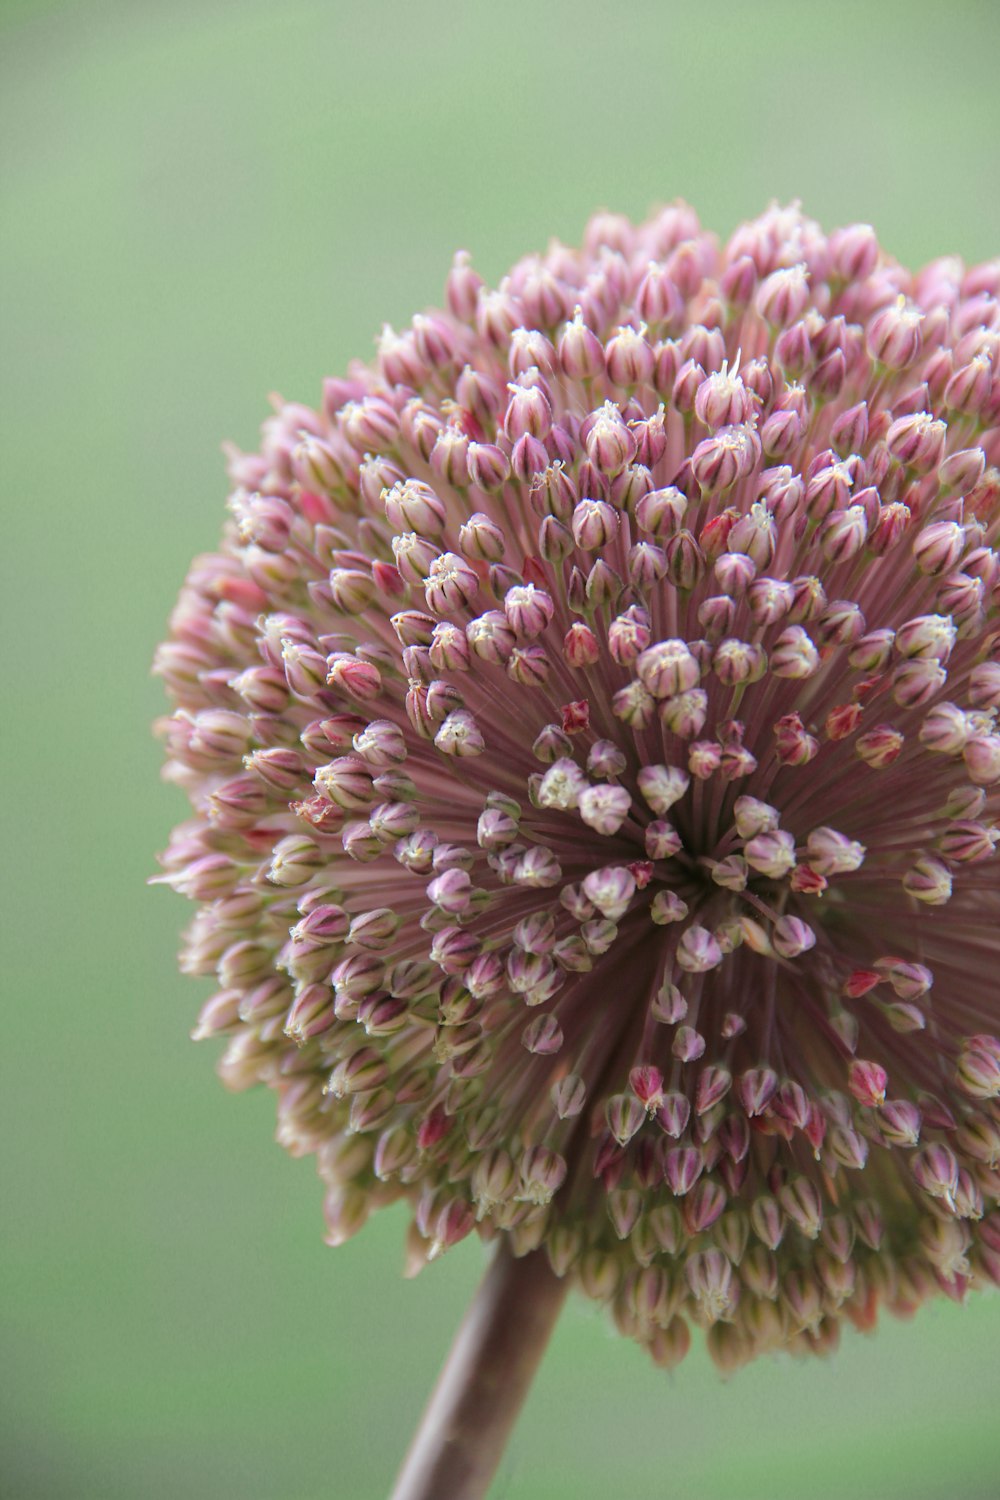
top-left (3, 1), bottom-right (1000, 1496)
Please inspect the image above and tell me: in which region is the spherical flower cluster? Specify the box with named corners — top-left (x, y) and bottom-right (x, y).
top-left (156, 201), bottom-right (1000, 1372)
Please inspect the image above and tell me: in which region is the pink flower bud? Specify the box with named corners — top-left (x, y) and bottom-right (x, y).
top-left (778, 1176), bottom-right (822, 1238)
top-left (902, 857), bottom-right (953, 905)
top-left (635, 263), bottom-right (684, 329)
top-left (464, 441), bottom-right (509, 493)
top-left (886, 411), bottom-right (946, 473)
top-left (658, 688), bottom-right (708, 739)
top-left (820, 504), bottom-right (868, 563)
top-left (556, 621), bottom-right (597, 669)
top-left (769, 625), bottom-right (819, 679)
top-left (504, 377), bottom-right (552, 442)
top-left (911, 1143), bottom-right (959, 1202)
top-left (695, 364), bottom-right (754, 429)
top-left (443, 249), bottom-right (482, 322)
top-left (757, 264), bottom-right (810, 327)
top-left (672, 1025), bottom-right (707, 1062)
top-left (676, 925), bottom-right (724, 973)
top-left (772, 712), bottom-right (819, 765)
top-left (344, 394), bottom-right (400, 451)
top-left (606, 323), bottom-right (655, 387)
top-left (939, 445), bottom-right (987, 498)
top-left (556, 306), bottom-right (603, 380)
top-left (649, 890), bottom-right (689, 926)
top-left (422, 552), bottom-right (479, 615)
top-left (917, 525), bottom-right (971, 582)
top-left (744, 829), bottom-right (796, 879)
top-left (955, 1039), bottom-right (1000, 1099)
top-left (866, 297), bottom-right (923, 369)
top-left (848, 1058), bottom-right (889, 1107)
top-left (529, 463), bottom-right (577, 524)
top-left (686, 1248), bottom-right (735, 1322)
top-left (918, 702), bottom-right (969, 755)
top-left (578, 783), bottom-right (631, 835)
top-left (382, 479), bottom-right (446, 537)
top-left (760, 407), bottom-right (803, 459)
top-left (891, 657), bottom-right (947, 708)
top-left (939, 820), bottom-right (999, 863)
top-left (744, 578), bottom-right (793, 627)
top-left (688, 740), bottom-right (722, 779)
top-left (964, 733), bottom-right (1000, 785)
top-left (503, 583), bottom-right (554, 639)
top-left (710, 639), bottom-right (764, 687)
top-left (831, 400), bottom-right (870, 457)
top-left (728, 504), bottom-right (775, 568)
top-left (691, 425), bottom-right (760, 494)
top-left (548, 1075), bottom-right (586, 1121)
top-left (830, 222), bottom-right (878, 281)
top-left (466, 610), bottom-right (516, 665)
top-left (719, 253), bottom-right (758, 309)
top-left (518, 1146), bottom-right (567, 1205)
top-left (803, 826), bottom-right (864, 876)
top-left (433, 709), bottom-right (485, 757)
top-left (606, 1092), bottom-right (647, 1146)
top-left (571, 497), bottom-right (619, 551)
top-left (944, 353), bottom-right (993, 415)
top-left (804, 459), bottom-right (853, 520)
top-left (658, 529), bottom-right (703, 591)
top-left (582, 865), bottom-right (637, 921)
top-left (585, 401), bottom-right (637, 475)
top-left (894, 612), bottom-right (956, 662)
top-left (697, 594), bottom-right (735, 640)
top-left (664, 1144), bottom-right (703, 1196)
top-left (855, 725), bottom-right (904, 768)
top-left (772, 917), bottom-right (817, 958)
top-left (636, 638), bottom-right (700, 698)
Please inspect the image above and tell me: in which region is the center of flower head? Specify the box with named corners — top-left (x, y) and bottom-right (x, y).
top-left (157, 201), bottom-right (1000, 1374)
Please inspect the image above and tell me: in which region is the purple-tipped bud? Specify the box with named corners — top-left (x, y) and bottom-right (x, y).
top-left (585, 402), bottom-right (637, 476)
top-left (583, 865), bottom-right (637, 921)
top-left (559, 307), bottom-right (605, 381)
top-left (691, 426), bottom-right (760, 495)
top-left (902, 857), bottom-right (953, 905)
top-left (518, 1146), bottom-right (567, 1206)
top-left (579, 784), bottom-right (632, 835)
top-left (965, 734), bottom-right (1000, 786)
top-left (636, 639), bottom-right (700, 698)
top-left (637, 763), bottom-right (690, 813)
top-left (466, 441), bottom-right (510, 493)
top-left (867, 297), bottom-right (924, 370)
top-left (606, 324), bottom-right (655, 388)
top-left (911, 1143), bottom-right (959, 1203)
top-left (636, 485), bottom-right (687, 537)
top-left (696, 363), bottom-right (754, 429)
top-left (887, 412), bottom-right (947, 474)
top-left (757, 265), bottom-right (810, 328)
top-left (636, 264), bottom-right (685, 330)
top-left (676, 925), bottom-right (724, 973)
top-left (686, 1248), bottom-right (736, 1322)
top-left (744, 829), bottom-right (796, 879)
top-left (571, 498), bottom-right (619, 551)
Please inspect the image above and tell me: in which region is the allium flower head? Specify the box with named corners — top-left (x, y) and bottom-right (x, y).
top-left (156, 202), bottom-right (1000, 1373)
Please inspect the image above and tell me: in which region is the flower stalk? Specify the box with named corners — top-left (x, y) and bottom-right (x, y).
top-left (391, 1243), bottom-right (568, 1500)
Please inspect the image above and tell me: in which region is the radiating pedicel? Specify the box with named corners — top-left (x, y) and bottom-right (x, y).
top-left (156, 201), bottom-right (1000, 1373)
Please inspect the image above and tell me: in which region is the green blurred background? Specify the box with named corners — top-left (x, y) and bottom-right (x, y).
top-left (3, 1), bottom-right (1000, 1495)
